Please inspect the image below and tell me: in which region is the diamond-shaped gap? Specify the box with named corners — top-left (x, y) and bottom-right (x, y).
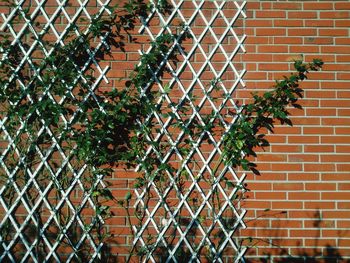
top-left (56, 157), bottom-right (82, 192)
top-left (8, 44), bottom-right (32, 87)
top-left (197, 63), bottom-right (216, 90)
top-left (170, 72), bottom-right (194, 105)
top-left (210, 49), bottom-right (227, 77)
top-left (172, 240), bottom-right (194, 262)
top-left (172, 1), bottom-right (193, 25)
top-left (204, 220), bottom-right (226, 260)
top-left (1, 146), bottom-right (22, 179)
top-left (220, 95), bottom-right (243, 129)
top-left (220, 61), bottom-right (244, 95)
top-left (24, 200), bottom-right (58, 258)
top-left (44, 142), bottom-right (69, 177)
top-left (8, 232), bottom-right (30, 261)
top-left (143, 13), bottom-right (164, 41)
top-left (220, 28), bottom-right (244, 64)
top-left (42, 64), bottom-right (76, 109)
top-left (135, 203), bottom-right (165, 256)
top-left (41, 3), bottom-right (68, 40)
top-left (219, 201), bottom-right (241, 233)
top-left (154, 219), bottom-right (181, 260)
top-left (72, 5), bottom-right (93, 33)
top-left (187, 46), bottom-right (206, 68)
top-left (176, 188), bottom-right (203, 234)
top-left (58, 219), bottom-right (94, 262)
top-left (184, 146), bottom-right (206, 179)
top-left (206, 147), bottom-right (225, 180)
top-left (31, 161), bottom-right (54, 199)
top-left (162, 10), bottom-right (185, 39)
top-left (150, 114), bottom-right (166, 140)
top-left (177, 96), bottom-right (196, 131)
top-left (221, 1), bottom-right (246, 35)
top-left (73, 170), bottom-right (97, 203)
top-left (224, 46), bottom-right (245, 78)
top-left (76, 205), bottom-right (102, 250)
top-left (165, 74), bottom-right (185, 101)
top-left (0, 211), bottom-right (19, 245)
top-left (52, 196), bottom-right (95, 259)
top-left (197, 134), bottom-right (218, 168)
top-left (164, 116), bottom-right (183, 145)
top-left (182, 194), bottom-right (211, 254)
top-left (0, 182), bottom-right (19, 239)
top-left (35, 127), bottom-right (55, 156)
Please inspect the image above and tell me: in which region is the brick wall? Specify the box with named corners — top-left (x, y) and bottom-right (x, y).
top-left (241, 1), bottom-right (350, 262)
top-left (1, 0), bottom-right (349, 262)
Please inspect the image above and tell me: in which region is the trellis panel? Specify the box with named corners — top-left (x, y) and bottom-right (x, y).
top-left (133, 1), bottom-right (247, 262)
top-left (0, 1), bottom-right (111, 262)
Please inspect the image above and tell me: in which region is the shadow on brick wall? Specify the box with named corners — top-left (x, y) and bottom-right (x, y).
top-left (245, 210), bottom-right (350, 263)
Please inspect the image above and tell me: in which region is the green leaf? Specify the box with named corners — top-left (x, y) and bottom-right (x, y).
top-left (125, 191), bottom-right (132, 201)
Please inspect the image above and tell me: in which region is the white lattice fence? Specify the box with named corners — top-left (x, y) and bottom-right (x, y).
top-left (132, 1), bottom-right (247, 262)
top-left (0, 1), bottom-right (111, 262)
top-left (1, 0), bottom-right (247, 262)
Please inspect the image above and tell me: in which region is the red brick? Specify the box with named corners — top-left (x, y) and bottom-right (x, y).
top-left (290, 230), bottom-right (320, 238)
top-left (255, 11), bottom-right (286, 18)
top-left (322, 46), bottom-right (350, 54)
top-left (303, 2), bottom-right (333, 10)
top-left (288, 192), bottom-right (321, 200)
top-left (305, 20), bottom-right (334, 27)
top-left (258, 45), bottom-right (288, 53)
top-left (322, 192), bottom-right (350, 200)
top-left (273, 3), bottom-right (302, 10)
top-left (321, 136), bottom-right (350, 144)
top-left (304, 145), bottom-right (335, 153)
top-left (305, 183), bottom-right (336, 191)
top-left (288, 12), bottom-right (317, 19)
top-left (319, 29), bottom-right (349, 37)
top-left (304, 163), bottom-right (336, 172)
top-left (335, 38), bottom-right (350, 45)
top-left (288, 28), bottom-right (318, 36)
top-left (304, 201), bottom-right (335, 209)
top-left (335, 20), bottom-right (350, 27)
top-left (335, 3), bottom-right (350, 10)
top-left (288, 136), bottom-right (320, 144)
top-left (320, 12), bottom-right (350, 19)
top-left (337, 164), bottom-right (350, 172)
top-left (304, 37), bottom-right (334, 45)
top-left (303, 127), bottom-right (334, 135)
top-left (275, 37), bottom-right (303, 44)
top-left (321, 155), bottom-right (350, 163)
top-left (271, 201), bottom-right (303, 210)
top-left (274, 20), bottom-right (303, 27)
top-left (255, 192), bottom-right (287, 200)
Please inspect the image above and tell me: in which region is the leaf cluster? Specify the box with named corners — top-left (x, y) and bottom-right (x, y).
top-left (222, 59), bottom-right (324, 174)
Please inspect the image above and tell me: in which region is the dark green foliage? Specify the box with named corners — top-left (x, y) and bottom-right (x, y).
top-left (222, 59), bottom-right (324, 174)
top-left (0, 0), bottom-right (173, 261)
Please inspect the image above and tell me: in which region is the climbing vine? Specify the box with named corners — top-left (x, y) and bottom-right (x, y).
top-left (0, 0), bottom-right (172, 261)
top-left (0, 0), bottom-right (323, 262)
